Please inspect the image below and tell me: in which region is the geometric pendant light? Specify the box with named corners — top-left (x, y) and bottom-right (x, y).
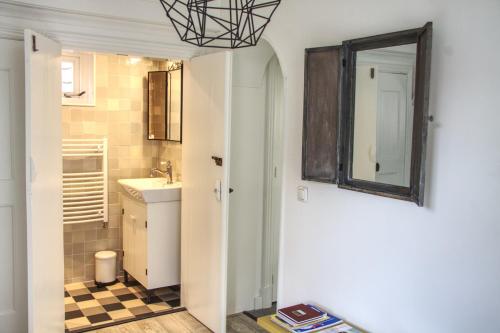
top-left (158, 0), bottom-right (281, 48)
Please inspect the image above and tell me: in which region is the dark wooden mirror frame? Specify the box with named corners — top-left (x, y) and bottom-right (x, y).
top-left (147, 65), bottom-right (183, 143)
top-left (338, 22), bottom-right (433, 206)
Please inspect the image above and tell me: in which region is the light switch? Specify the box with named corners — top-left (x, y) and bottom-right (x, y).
top-left (297, 186), bottom-right (308, 202)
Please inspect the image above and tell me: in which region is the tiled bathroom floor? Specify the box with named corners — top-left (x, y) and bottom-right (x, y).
top-left (64, 279), bottom-right (181, 332)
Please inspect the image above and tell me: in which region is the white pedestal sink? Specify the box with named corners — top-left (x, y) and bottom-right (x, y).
top-left (118, 178), bottom-right (181, 203)
top-left (117, 178), bottom-right (181, 298)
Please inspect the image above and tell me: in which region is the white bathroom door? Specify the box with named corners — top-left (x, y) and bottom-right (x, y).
top-left (181, 51), bottom-right (232, 333)
top-left (376, 72), bottom-right (409, 186)
top-left (24, 30), bottom-right (64, 333)
top-left (0, 38), bottom-right (28, 333)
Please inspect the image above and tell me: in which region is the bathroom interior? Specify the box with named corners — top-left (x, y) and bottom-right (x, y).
top-left (61, 39), bottom-right (284, 332)
top-left (62, 52), bottom-right (184, 331)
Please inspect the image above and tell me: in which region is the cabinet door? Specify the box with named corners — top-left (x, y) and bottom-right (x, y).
top-left (122, 196), bottom-right (148, 287)
top-left (122, 198), bottom-right (134, 277)
top-left (134, 214), bottom-right (148, 288)
top-left (302, 46), bottom-right (342, 183)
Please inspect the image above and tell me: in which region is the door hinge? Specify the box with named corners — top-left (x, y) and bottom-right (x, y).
top-left (145, 220), bottom-right (148, 228)
top-left (32, 35), bottom-right (39, 52)
top-left (342, 58), bottom-right (346, 67)
top-left (211, 156), bottom-right (223, 166)
top-left (145, 269), bottom-right (148, 275)
top-left (123, 251), bottom-right (125, 257)
top-left (122, 208), bottom-right (124, 215)
top-left (370, 67), bottom-right (375, 79)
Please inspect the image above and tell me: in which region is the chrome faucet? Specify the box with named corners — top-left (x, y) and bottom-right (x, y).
top-left (150, 161), bottom-right (173, 184)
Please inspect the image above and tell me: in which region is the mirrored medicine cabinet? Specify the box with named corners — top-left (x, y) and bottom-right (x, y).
top-left (302, 23), bottom-right (432, 206)
top-left (148, 62), bottom-right (183, 142)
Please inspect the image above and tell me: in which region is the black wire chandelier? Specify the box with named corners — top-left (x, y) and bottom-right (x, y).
top-left (159, 0), bottom-right (281, 49)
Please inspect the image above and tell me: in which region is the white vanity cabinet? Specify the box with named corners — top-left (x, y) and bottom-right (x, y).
top-left (121, 194), bottom-right (181, 290)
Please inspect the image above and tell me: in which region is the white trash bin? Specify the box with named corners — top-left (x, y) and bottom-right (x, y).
top-left (95, 250), bottom-right (117, 285)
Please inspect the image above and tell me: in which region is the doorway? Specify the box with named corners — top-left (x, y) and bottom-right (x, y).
top-left (21, 29), bottom-right (286, 333)
top-left (226, 40), bottom-right (285, 319)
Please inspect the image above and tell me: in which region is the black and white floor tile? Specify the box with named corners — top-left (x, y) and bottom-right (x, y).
top-left (64, 279), bottom-right (181, 332)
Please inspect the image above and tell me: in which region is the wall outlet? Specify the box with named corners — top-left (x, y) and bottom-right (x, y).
top-left (297, 186), bottom-right (308, 202)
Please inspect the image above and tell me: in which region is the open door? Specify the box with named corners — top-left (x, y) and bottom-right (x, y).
top-left (181, 51), bottom-right (232, 332)
top-left (0, 38), bottom-right (27, 333)
top-left (24, 30), bottom-right (64, 333)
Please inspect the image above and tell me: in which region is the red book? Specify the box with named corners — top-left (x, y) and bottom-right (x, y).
top-left (277, 304), bottom-right (325, 325)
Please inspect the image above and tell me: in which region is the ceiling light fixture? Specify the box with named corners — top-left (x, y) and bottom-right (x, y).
top-left (158, 0), bottom-right (281, 49)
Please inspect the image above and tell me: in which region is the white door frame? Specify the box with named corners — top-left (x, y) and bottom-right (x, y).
top-left (261, 56), bottom-right (285, 308)
top-left (259, 36), bottom-right (288, 312)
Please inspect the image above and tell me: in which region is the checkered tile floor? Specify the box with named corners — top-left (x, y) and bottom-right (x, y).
top-left (64, 279), bottom-right (181, 332)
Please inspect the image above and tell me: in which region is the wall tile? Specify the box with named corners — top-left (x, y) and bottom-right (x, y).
top-left (73, 243), bottom-right (84, 255)
top-left (97, 228), bottom-right (108, 240)
top-left (73, 231), bottom-right (85, 243)
top-left (84, 230), bottom-right (97, 242)
top-left (96, 239), bottom-right (107, 252)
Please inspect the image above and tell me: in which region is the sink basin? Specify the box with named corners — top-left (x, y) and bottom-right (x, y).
top-left (118, 178), bottom-right (181, 203)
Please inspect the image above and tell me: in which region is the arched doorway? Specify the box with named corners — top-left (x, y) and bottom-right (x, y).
top-left (227, 40), bottom-right (285, 317)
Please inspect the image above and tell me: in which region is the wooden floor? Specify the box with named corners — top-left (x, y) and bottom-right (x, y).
top-left (226, 313), bottom-right (267, 333)
top-left (86, 311), bottom-right (210, 333)
top-left (86, 311), bottom-right (266, 333)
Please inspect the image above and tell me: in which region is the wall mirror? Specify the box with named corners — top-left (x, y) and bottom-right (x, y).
top-left (302, 23), bottom-right (432, 206)
top-left (351, 44), bottom-right (417, 188)
top-left (148, 63), bottom-right (183, 142)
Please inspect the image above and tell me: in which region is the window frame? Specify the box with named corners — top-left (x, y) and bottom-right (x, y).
top-left (61, 51), bottom-right (96, 107)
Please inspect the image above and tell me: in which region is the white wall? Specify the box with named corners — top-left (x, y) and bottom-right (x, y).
top-left (227, 41), bottom-right (275, 314)
top-left (264, 0), bottom-right (500, 332)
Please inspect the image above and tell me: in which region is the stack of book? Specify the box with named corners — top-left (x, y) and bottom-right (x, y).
top-left (270, 304), bottom-right (346, 333)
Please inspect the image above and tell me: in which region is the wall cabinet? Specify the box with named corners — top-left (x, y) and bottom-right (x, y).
top-left (302, 23), bottom-right (433, 206)
top-left (122, 195), bottom-right (180, 290)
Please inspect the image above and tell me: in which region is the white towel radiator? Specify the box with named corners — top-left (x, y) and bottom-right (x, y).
top-left (62, 138), bottom-right (108, 225)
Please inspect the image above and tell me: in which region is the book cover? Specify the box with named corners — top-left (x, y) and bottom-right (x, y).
top-left (277, 304), bottom-right (325, 325)
top-left (278, 312), bottom-right (328, 327)
top-left (271, 313), bottom-right (343, 333)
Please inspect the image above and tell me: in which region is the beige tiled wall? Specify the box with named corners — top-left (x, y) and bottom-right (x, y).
top-left (62, 54), bottom-right (183, 283)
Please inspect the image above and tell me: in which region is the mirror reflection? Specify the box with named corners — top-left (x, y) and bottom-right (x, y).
top-left (352, 43), bottom-right (417, 187)
top-left (148, 64), bottom-right (183, 142)
top-left (148, 71), bottom-right (167, 140)
top-left (167, 69), bottom-right (182, 142)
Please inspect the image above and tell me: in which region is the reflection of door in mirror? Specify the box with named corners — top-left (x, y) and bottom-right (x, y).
top-left (352, 44), bottom-right (416, 187)
top-left (148, 71), bottom-right (167, 140)
top-left (167, 69), bottom-right (182, 141)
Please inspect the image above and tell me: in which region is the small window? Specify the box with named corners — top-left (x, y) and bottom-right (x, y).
top-left (61, 51), bottom-right (95, 106)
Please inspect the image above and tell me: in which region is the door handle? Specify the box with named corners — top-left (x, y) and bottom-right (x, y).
top-left (131, 215), bottom-right (136, 233)
top-left (213, 180), bottom-right (222, 201)
top-left (30, 156), bottom-right (37, 183)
